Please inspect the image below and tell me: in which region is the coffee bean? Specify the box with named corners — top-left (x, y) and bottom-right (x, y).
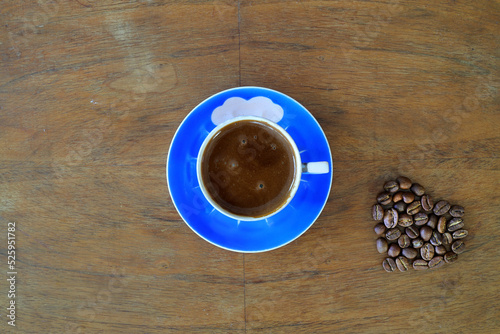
top-left (413, 259), bottom-right (429, 270)
top-left (421, 243), bottom-right (435, 261)
top-left (447, 218), bottom-right (464, 232)
top-left (388, 243), bottom-right (401, 257)
top-left (420, 226), bottom-right (433, 241)
top-left (425, 214), bottom-right (437, 229)
top-left (376, 238), bottom-right (389, 253)
top-left (402, 247), bottom-right (418, 259)
top-left (377, 192), bottom-right (392, 205)
top-left (386, 228), bottom-right (401, 241)
top-left (406, 226), bottom-right (419, 239)
top-left (374, 178), bottom-right (466, 272)
top-left (374, 223), bottom-right (386, 236)
top-left (444, 252), bottom-right (458, 263)
top-left (449, 205), bottom-right (465, 218)
top-left (394, 202), bottom-right (407, 213)
top-left (433, 200), bottom-right (450, 216)
top-left (398, 235), bottom-right (411, 248)
top-left (437, 216), bottom-right (447, 233)
top-left (382, 258), bottom-right (397, 272)
top-left (412, 238), bottom-right (424, 248)
top-left (441, 232), bottom-right (453, 246)
top-left (393, 192), bottom-right (404, 203)
top-left (407, 201), bottom-right (422, 215)
top-left (435, 245), bottom-right (447, 255)
top-left (397, 176), bottom-right (412, 190)
top-left (402, 192), bottom-right (415, 204)
top-left (396, 256), bottom-right (410, 272)
top-left (414, 212), bottom-right (429, 226)
top-left (452, 240), bottom-right (466, 254)
top-left (428, 256), bottom-right (445, 269)
top-left (421, 194), bottom-right (434, 212)
top-left (430, 231), bottom-right (443, 246)
top-left (384, 180), bottom-right (399, 193)
top-left (410, 183), bottom-right (425, 196)
top-left (372, 204), bottom-right (384, 221)
top-left (452, 229), bottom-right (468, 239)
top-left (383, 208), bottom-right (399, 228)
top-left (398, 213), bottom-right (413, 227)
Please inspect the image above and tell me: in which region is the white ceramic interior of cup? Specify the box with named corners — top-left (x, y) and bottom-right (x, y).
top-left (197, 116), bottom-right (302, 221)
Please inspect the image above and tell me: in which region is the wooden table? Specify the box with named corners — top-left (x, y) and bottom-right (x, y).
top-left (1, 1), bottom-right (498, 333)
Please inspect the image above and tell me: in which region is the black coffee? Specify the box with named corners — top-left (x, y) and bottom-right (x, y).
top-left (201, 120), bottom-right (296, 218)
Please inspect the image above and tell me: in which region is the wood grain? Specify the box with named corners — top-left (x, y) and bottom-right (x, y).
top-left (1, 0), bottom-right (499, 333)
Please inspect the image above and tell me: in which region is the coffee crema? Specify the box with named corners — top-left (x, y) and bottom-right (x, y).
top-left (200, 120), bottom-right (296, 218)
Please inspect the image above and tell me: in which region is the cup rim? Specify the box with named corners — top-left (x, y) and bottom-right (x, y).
top-left (196, 115), bottom-right (302, 221)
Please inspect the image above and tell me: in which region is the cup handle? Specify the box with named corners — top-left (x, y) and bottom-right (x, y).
top-left (302, 162), bottom-right (329, 174)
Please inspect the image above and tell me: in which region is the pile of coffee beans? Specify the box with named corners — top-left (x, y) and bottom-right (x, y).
top-left (372, 176), bottom-right (467, 272)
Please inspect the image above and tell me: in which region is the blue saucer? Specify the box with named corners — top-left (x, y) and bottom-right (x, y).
top-left (166, 87), bottom-right (332, 252)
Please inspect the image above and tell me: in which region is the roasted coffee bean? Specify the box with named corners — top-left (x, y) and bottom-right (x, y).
top-left (430, 231), bottom-right (443, 246)
top-left (433, 200), bottom-right (450, 216)
top-left (396, 256), bottom-right (410, 272)
top-left (402, 247), bottom-right (418, 259)
top-left (420, 226), bottom-right (433, 241)
top-left (407, 201), bottom-right (422, 215)
top-left (376, 238), bottom-right (389, 253)
top-left (383, 208), bottom-right (399, 228)
top-left (410, 183), bottom-right (425, 196)
top-left (449, 205), bottom-right (465, 218)
top-left (398, 213), bottom-right (413, 227)
top-left (384, 180), bottom-right (399, 193)
top-left (452, 240), bottom-right (466, 254)
top-left (397, 176), bottom-right (412, 190)
top-left (413, 259), bottom-right (429, 270)
top-left (406, 226), bottom-right (419, 239)
top-left (386, 228), bottom-right (401, 241)
top-left (398, 235), bottom-right (411, 248)
top-left (393, 192), bottom-right (404, 203)
top-left (412, 238), bottom-right (424, 248)
top-left (441, 232), bottom-right (453, 246)
top-left (374, 178), bottom-right (466, 272)
top-left (421, 194), bottom-right (434, 212)
top-left (426, 214), bottom-right (437, 229)
top-left (372, 204), bottom-right (384, 221)
top-left (374, 223), bottom-right (386, 236)
top-left (426, 219), bottom-right (437, 230)
top-left (394, 202), bottom-right (407, 213)
top-left (444, 252), bottom-right (458, 263)
top-left (421, 243), bottom-right (435, 261)
top-left (447, 218), bottom-right (464, 232)
top-left (428, 256), bottom-right (445, 269)
top-left (437, 216), bottom-right (447, 234)
top-left (388, 243), bottom-right (401, 257)
top-left (414, 212), bottom-right (429, 226)
top-left (377, 192), bottom-right (392, 205)
top-left (453, 229), bottom-right (468, 239)
top-left (382, 258), bottom-right (397, 272)
top-left (403, 192), bottom-right (415, 204)
top-left (435, 245), bottom-right (447, 255)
